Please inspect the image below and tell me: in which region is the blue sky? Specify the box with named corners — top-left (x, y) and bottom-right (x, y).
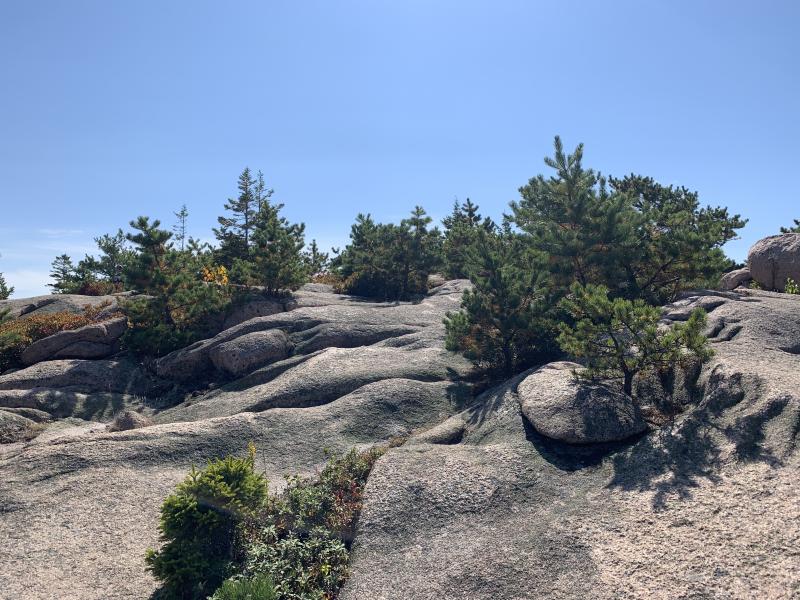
top-left (1, 1), bottom-right (798, 297)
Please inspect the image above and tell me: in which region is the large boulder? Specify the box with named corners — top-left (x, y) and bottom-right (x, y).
top-left (719, 267), bottom-right (752, 291)
top-left (208, 330), bottom-right (291, 376)
top-left (517, 361), bottom-right (647, 444)
top-left (20, 316), bottom-right (128, 366)
top-left (748, 233), bottom-right (800, 291)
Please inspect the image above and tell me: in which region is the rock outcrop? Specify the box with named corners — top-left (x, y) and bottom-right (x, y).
top-left (20, 316), bottom-right (127, 365)
top-left (0, 281), bottom-right (798, 599)
top-left (517, 361), bottom-right (647, 443)
top-left (748, 233), bottom-right (800, 291)
top-left (719, 266), bottom-right (752, 290)
top-left (0, 293), bottom-right (122, 320)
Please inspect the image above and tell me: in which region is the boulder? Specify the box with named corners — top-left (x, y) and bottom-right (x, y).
top-left (107, 410), bottom-right (154, 432)
top-left (222, 298), bottom-right (286, 329)
top-left (208, 330), bottom-right (291, 376)
top-left (719, 267), bottom-right (752, 291)
top-left (748, 233), bottom-right (800, 291)
top-left (20, 316), bottom-right (128, 366)
top-left (517, 361), bottom-right (647, 444)
top-left (0, 410), bottom-right (40, 443)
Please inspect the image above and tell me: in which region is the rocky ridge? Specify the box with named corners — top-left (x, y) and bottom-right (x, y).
top-left (0, 281), bottom-right (798, 598)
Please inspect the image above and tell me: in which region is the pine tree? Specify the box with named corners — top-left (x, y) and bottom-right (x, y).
top-left (441, 198), bottom-right (495, 279)
top-left (444, 227), bottom-right (556, 375)
top-left (232, 199), bottom-right (307, 295)
top-left (510, 137), bottom-right (746, 304)
top-left (302, 239), bottom-right (330, 275)
top-left (0, 270), bottom-right (12, 300)
top-left (608, 175), bottom-right (746, 303)
top-left (214, 168), bottom-right (258, 266)
top-left (124, 217), bottom-right (230, 355)
top-left (49, 254), bottom-right (79, 294)
top-left (780, 219), bottom-right (800, 233)
top-left (336, 207), bottom-right (443, 300)
top-left (254, 170), bottom-right (274, 214)
top-left (557, 283), bottom-right (712, 395)
top-left (173, 205), bottom-right (189, 252)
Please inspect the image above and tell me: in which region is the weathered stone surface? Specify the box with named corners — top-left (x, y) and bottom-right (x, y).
top-left (0, 410), bottom-right (40, 443)
top-left (208, 330), bottom-right (291, 376)
top-left (748, 233), bottom-right (800, 291)
top-left (719, 266), bottom-right (752, 290)
top-left (341, 290), bottom-right (800, 600)
top-left (20, 316), bottom-right (127, 366)
top-left (1, 283), bottom-right (798, 599)
top-left (222, 298), bottom-right (286, 329)
top-left (517, 361), bottom-right (647, 444)
top-left (0, 293), bottom-right (121, 320)
top-left (0, 359), bottom-right (165, 396)
top-left (155, 280), bottom-right (469, 382)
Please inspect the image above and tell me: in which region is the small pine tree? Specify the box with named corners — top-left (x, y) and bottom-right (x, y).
top-left (441, 198), bottom-right (495, 279)
top-left (0, 271), bottom-right (12, 300)
top-left (124, 216), bottom-right (230, 356)
top-left (232, 200), bottom-right (307, 295)
top-left (48, 254), bottom-right (79, 294)
top-left (557, 283), bottom-right (713, 396)
top-left (214, 168), bottom-right (258, 266)
top-left (444, 228), bottom-right (556, 375)
top-left (302, 239), bottom-right (330, 275)
top-left (173, 204), bottom-right (189, 252)
top-left (780, 219), bottom-right (800, 233)
top-left (336, 208), bottom-right (443, 300)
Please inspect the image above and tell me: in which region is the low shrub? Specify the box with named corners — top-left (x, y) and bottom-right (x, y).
top-left (0, 311), bottom-right (95, 372)
top-left (785, 277), bottom-right (800, 295)
top-left (240, 447), bottom-right (384, 599)
top-left (149, 446), bottom-right (387, 600)
top-left (145, 445), bottom-right (269, 600)
top-left (211, 574), bottom-right (276, 600)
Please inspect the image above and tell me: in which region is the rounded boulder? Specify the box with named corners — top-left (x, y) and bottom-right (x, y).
top-left (517, 361), bottom-right (647, 444)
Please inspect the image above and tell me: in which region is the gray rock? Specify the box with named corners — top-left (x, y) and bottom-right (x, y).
top-left (719, 267), bottom-right (752, 290)
top-left (222, 298), bottom-right (286, 329)
top-left (20, 316), bottom-right (128, 366)
top-left (517, 361), bottom-right (648, 444)
top-left (748, 233), bottom-right (800, 291)
top-left (0, 410), bottom-right (41, 443)
top-left (0, 359), bottom-right (168, 397)
top-left (208, 330), bottom-right (291, 376)
top-left (0, 294), bottom-right (121, 320)
top-left (3, 281), bottom-right (799, 599)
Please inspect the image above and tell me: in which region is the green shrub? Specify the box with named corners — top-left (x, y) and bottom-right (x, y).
top-left (146, 446), bottom-right (268, 600)
top-left (244, 527), bottom-right (349, 600)
top-left (211, 574), bottom-right (276, 600)
top-left (785, 277), bottom-right (800, 295)
top-left (239, 447), bottom-right (384, 599)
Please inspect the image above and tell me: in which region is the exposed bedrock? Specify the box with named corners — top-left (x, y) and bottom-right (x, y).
top-left (0, 283), bottom-right (798, 598)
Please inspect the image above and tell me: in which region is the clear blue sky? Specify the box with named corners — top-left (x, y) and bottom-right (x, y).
top-left (1, 1), bottom-right (798, 297)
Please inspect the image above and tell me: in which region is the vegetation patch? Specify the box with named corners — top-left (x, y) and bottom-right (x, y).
top-left (0, 308), bottom-right (115, 372)
top-left (147, 444), bottom-right (386, 600)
